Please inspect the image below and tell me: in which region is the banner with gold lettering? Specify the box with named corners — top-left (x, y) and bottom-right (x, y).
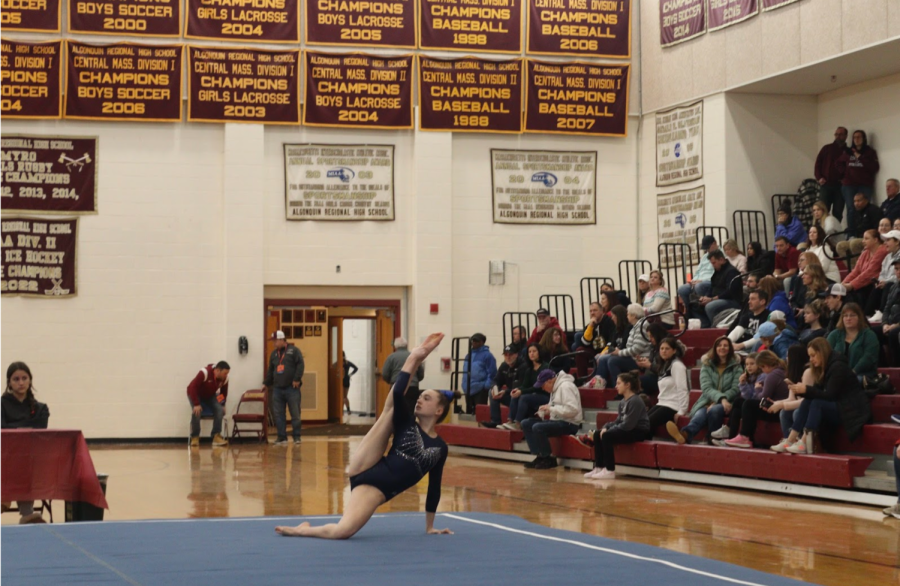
top-left (524, 59), bottom-right (628, 137)
top-left (660, 0), bottom-right (705, 47)
top-left (303, 51), bottom-right (413, 129)
top-left (419, 0), bottom-right (521, 53)
top-left (1, 0), bottom-right (61, 32)
top-left (762, 0), bottom-right (800, 11)
top-left (186, 0), bottom-right (299, 43)
top-left (1, 217), bottom-right (78, 298)
top-left (418, 56), bottom-right (521, 133)
top-left (708, 0), bottom-right (756, 31)
top-left (188, 46), bottom-right (300, 124)
top-left (527, 0), bottom-right (630, 58)
top-left (1, 40), bottom-right (62, 120)
top-left (306, 0), bottom-right (415, 48)
top-left (69, 0), bottom-right (181, 37)
top-left (65, 42), bottom-right (183, 122)
top-left (1, 135), bottom-right (98, 214)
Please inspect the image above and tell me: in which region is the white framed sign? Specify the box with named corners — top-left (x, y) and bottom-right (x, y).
top-left (284, 144), bottom-right (395, 221)
top-left (491, 149), bottom-right (596, 225)
top-left (656, 101), bottom-right (703, 187)
top-left (657, 186), bottom-right (705, 268)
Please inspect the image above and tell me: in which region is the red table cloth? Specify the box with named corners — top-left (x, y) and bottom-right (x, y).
top-left (1, 429), bottom-right (109, 510)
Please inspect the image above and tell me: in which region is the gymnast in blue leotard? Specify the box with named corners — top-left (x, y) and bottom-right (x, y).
top-left (276, 333), bottom-right (457, 539)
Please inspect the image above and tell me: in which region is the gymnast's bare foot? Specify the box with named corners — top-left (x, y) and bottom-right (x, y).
top-left (275, 522), bottom-right (310, 536)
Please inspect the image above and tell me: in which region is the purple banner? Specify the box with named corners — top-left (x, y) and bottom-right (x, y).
top-left (761, 0), bottom-right (800, 11)
top-left (708, 0), bottom-right (757, 31)
top-left (659, 0), bottom-right (705, 47)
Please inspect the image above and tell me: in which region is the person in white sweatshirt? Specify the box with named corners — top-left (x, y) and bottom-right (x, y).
top-left (521, 369), bottom-right (583, 470)
top-left (647, 337), bottom-right (690, 430)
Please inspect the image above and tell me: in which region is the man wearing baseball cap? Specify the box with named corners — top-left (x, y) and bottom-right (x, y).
top-left (263, 330), bottom-right (305, 445)
top-left (873, 259), bottom-right (900, 365)
top-left (520, 369), bottom-right (583, 470)
top-left (527, 307), bottom-right (561, 345)
top-left (676, 235), bottom-right (717, 317)
top-left (869, 230), bottom-right (900, 321)
top-left (825, 283), bottom-right (849, 334)
top-left (481, 345), bottom-right (525, 429)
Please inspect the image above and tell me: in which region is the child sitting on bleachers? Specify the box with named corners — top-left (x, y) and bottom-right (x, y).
top-left (710, 353), bottom-right (760, 444)
top-left (582, 371), bottom-right (650, 480)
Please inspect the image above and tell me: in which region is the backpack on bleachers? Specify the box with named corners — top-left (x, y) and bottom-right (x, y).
top-left (861, 373), bottom-right (894, 399)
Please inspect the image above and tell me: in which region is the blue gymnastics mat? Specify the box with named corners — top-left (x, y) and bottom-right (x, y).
top-left (1, 512), bottom-right (815, 586)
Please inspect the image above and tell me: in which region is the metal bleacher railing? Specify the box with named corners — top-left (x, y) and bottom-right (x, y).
top-left (733, 210), bottom-right (769, 251)
top-left (539, 294), bottom-right (579, 332)
top-left (618, 260), bottom-right (652, 305)
top-left (771, 194), bottom-right (794, 229)
top-left (657, 243), bottom-right (692, 307)
top-left (695, 225), bottom-right (729, 251)
top-left (579, 277), bottom-right (616, 326)
top-left (449, 335), bottom-right (471, 414)
top-left (502, 312), bottom-right (536, 348)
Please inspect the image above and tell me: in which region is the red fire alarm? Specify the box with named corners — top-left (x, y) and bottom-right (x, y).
top-left (430, 303), bottom-right (439, 314)
top-left (441, 357), bottom-right (451, 372)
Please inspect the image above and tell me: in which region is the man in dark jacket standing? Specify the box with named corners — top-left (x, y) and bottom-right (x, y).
top-left (697, 250), bottom-right (742, 328)
top-left (263, 330), bottom-right (305, 445)
top-left (187, 361), bottom-right (230, 447)
top-left (814, 126), bottom-right (848, 221)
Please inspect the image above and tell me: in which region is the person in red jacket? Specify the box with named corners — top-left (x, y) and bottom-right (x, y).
top-left (841, 230), bottom-right (888, 311)
top-left (527, 308), bottom-right (561, 345)
top-left (187, 361), bottom-right (230, 447)
top-left (838, 129), bottom-right (880, 236)
top-left (815, 126), bottom-right (849, 221)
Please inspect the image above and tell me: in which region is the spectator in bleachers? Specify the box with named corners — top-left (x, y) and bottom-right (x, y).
top-left (666, 337), bottom-right (741, 445)
top-left (600, 290), bottom-right (623, 317)
top-left (509, 325), bottom-right (528, 356)
top-left (791, 262), bottom-right (829, 312)
top-left (805, 225), bottom-right (841, 283)
top-left (879, 217), bottom-right (893, 238)
top-left (607, 305), bottom-right (632, 351)
top-left (711, 353), bottom-right (760, 444)
top-left (815, 126), bottom-right (849, 222)
top-left (869, 230), bottom-right (900, 320)
top-left (826, 303), bottom-right (879, 381)
top-left (593, 305), bottom-right (650, 389)
top-left (894, 217), bottom-right (900, 232)
top-left (724, 351), bottom-right (790, 448)
top-left (799, 299), bottom-right (828, 344)
top-left (837, 130), bottom-right (880, 233)
top-left (723, 239), bottom-right (747, 275)
top-left (743, 273), bottom-right (760, 300)
top-left (575, 301), bottom-right (615, 355)
top-left (781, 338), bottom-right (871, 454)
top-left (873, 260), bottom-right (900, 365)
top-left (521, 369), bottom-right (583, 470)
top-left (527, 308), bottom-right (561, 345)
top-left (775, 202), bottom-right (807, 250)
top-left (884, 442), bottom-right (900, 519)
top-left (642, 270), bottom-right (675, 326)
top-left (601, 282), bottom-right (632, 308)
top-left (824, 283), bottom-right (849, 333)
top-left (500, 344), bottom-right (549, 431)
top-left (694, 249), bottom-right (742, 328)
top-left (812, 200), bottom-right (841, 237)
top-left (637, 274), bottom-right (650, 304)
top-left (539, 326), bottom-right (571, 374)
top-left (769, 311), bottom-right (800, 359)
top-left (645, 337), bottom-right (690, 431)
top-left (769, 345), bottom-right (810, 452)
top-left (883, 179), bottom-right (900, 223)
top-left (730, 288), bottom-right (770, 349)
top-left (635, 323), bottom-right (675, 395)
top-left (2, 362), bottom-right (50, 524)
top-left (757, 276), bottom-right (797, 329)
top-left (582, 371), bottom-right (649, 480)
top-left (462, 333), bottom-right (497, 414)
top-left (773, 236), bottom-right (800, 294)
top-left (840, 229), bottom-right (888, 310)
top-left (481, 345), bottom-right (524, 429)
top-left (746, 241), bottom-right (776, 280)
top-left (676, 235), bottom-right (717, 314)
top-left (837, 192), bottom-right (883, 258)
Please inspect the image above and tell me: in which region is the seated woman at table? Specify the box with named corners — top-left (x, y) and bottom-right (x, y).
top-left (1, 362), bottom-right (50, 524)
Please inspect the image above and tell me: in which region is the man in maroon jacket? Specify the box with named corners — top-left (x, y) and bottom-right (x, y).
top-left (815, 126), bottom-right (848, 222)
top-left (187, 361), bottom-right (230, 447)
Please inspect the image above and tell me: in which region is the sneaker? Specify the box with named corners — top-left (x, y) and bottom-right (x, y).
top-left (770, 438), bottom-right (794, 453)
top-left (891, 414), bottom-right (900, 425)
top-left (502, 422), bottom-right (521, 431)
top-left (273, 438), bottom-right (288, 446)
top-left (19, 512), bottom-right (45, 525)
top-left (724, 434), bottom-right (752, 448)
top-left (593, 469), bottom-right (616, 479)
top-left (584, 467), bottom-right (604, 478)
top-left (883, 503), bottom-right (900, 519)
top-left (189, 436), bottom-right (200, 447)
top-left (786, 440), bottom-right (807, 454)
top-left (869, 310), bottom-right (883, 323)
top-left (524, 457), bottom-right (541, 469)
top-left (479, 421), bottom-right (499, 429)
top-left (212, 434), bottom-right (228, 447)
top-left (710, 425), bottom-right (730, 440)
top-left (666, 421), bottom-right (686, 445)
top-left (533, 456), bottom-right (558, 470)
top-left (293, 438), bottom-right (301, 445)
top-left (711, 439), bottom-right (728, 447)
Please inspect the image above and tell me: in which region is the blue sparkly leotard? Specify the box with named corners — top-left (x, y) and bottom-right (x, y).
top-left (349, 371), bottom-right (448, 512)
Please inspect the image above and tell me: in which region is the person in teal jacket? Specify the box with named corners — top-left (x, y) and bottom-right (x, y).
top-left (667, 337), bottom-right (742, 444)
top-left (462, 333), bottom-right (497, 414)
top-left (826, 303), bottom-right (879, 379)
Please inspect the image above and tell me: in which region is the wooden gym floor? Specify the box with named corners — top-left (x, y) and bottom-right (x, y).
top-left (4, 437), bottom-right (898, 586)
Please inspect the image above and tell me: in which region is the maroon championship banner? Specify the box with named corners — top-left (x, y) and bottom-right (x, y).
top-left (69, 0), bottom-right (181, 37)
top-left (419, 0), bottom-right (522, 53)
top-left (527, 0), bottom-right (630, 58)
top-left (708, 0), bottom-right (757, 31)
top-left (1, 217), bottom-right (78, 298)
top-left (303, 51), bottom-right (413, 129)
top-left (188, 46), bottom-right (300, 124)
top-left (306, 0), bottom-right (415, 48)
top-left (1, 135), bottom-right (98, 214)
top-left (762, 0), bottom-right (800, 10)
top-left (65, 42), bottom-right (183, 122)
top-left (418, 56), bottom-right (522, 133)
top-left (660, 0), bottom-right (705, 47)
top-left (1, 40), bottom-right (62, 120)
top-left (186, 0), bottom-right (299, 43)
top-left (524, 59), bottom-right (628, 137)
top-left (0, 0), bottom-right (61, 32)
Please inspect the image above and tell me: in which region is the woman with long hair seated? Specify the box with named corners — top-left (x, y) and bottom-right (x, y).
top-left (791, 260), bottom-right (829, 312)
top-left (776, 338), bottom-right (871, 454)
top-left (539, 326), bottom-right (571, 374)
top-left (634, 323), bottom-right (676, 396)
top-left (825, 302), bottom-right (879, 381)
top-left (769, 344), bottom-right (809, 452)
top-left (798, 299), bottom-right (828, 344)
top-left (747, 242), bottom-right (776, 281)
top-left (646, 337), bottom-right (689, 431)
top-left (641, 270), bottom-right (675, 326)
top-left (500, 344), bottom-right (549, 431)
top-left (723, 351), bottom-right (790, 448)
top-left (805, 224), bottom-right (841, 283)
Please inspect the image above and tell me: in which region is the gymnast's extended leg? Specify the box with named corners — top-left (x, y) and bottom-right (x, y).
top-left (275, 485), bottom-right (386, 539)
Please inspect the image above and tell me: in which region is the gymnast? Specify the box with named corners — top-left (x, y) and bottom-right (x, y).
top-left (276, 333), bottom-right (456, 539)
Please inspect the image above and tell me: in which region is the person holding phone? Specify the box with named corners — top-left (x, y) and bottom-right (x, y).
top-left (724, 351), bottom-right (789, 448)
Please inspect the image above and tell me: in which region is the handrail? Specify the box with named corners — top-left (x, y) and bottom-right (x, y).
top-left (637, 310), bottom-right (686, 342)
